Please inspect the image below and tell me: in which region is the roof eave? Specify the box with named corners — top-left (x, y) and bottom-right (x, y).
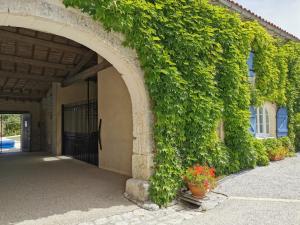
top-left (214, 0), bottom-right (300, 42)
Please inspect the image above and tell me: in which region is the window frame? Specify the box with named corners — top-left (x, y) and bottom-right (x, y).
top-left (256, 106), bottom-right (270, 138)
top-left (248, 51), bottom-right (256, 78)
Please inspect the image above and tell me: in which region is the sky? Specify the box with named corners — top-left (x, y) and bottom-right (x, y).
top-left (233, 0), bottom-right (300, 38)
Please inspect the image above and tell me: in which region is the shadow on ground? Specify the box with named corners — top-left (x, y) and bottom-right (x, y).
top-left (0, 152), bottom-right (137, 225)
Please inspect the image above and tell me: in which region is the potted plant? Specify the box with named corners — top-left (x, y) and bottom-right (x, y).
top-left (268, 146), bottom-right (288, 161)
top-left (184, 165), bottom-right (216, 199)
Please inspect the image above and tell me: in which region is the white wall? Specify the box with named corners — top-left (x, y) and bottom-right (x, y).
top-left (98, 67), bottom-right (133, 176)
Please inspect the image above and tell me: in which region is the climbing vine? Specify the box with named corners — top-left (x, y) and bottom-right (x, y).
top-left (283, 42), bottom-right (300, 145)
top-left (63, 0), bottom-right (300, 206)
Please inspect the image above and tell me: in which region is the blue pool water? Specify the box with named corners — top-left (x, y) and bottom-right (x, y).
top-left (0, 138), bottom-right (15, 149)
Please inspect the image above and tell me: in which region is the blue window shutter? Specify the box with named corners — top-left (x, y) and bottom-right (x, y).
top-left (247, 52), bottom-right (254, 69)
top-left (250, 106), bottom-right (256, 136)
top-left (249, 70), bottom-right (255, 78)
top-left (277, 107), bottom-right (288, 137)
top-left (247, 52), bottom-right (255, 77)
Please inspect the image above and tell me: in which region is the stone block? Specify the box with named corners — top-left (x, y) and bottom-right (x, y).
top-left (125, 178), bottom-right (150, 202)
top-left (132, 154), bottom-right (154, 180)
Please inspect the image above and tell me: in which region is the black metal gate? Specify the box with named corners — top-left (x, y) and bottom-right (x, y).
top-left (62, 100), bottom-right (98, 166)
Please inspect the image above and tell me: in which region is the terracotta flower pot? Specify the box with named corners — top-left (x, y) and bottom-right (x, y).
top-left (188, 183), bottom-right (207, 199)
top-left (270, 155), bottom-right (284, 161)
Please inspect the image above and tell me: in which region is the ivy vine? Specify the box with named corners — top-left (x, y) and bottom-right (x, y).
top-left (63, 0), bottom-right (300, 206)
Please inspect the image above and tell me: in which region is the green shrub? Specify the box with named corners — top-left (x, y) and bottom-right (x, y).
top-left (206, 142), bottom-right (230, 176)
top-left (263, 138), bottom-right (291, 161)
top-left (278, 137), bottom-right (295, 156)
top-left (295, 113), bottom-right (300, 151)
top-left (263, 138), bottom-right (281, 151)
top-left (1, 114), bottom-right (21, 136)
top-left (268, 146), bottom-right (289, 161)
top-left (253, 139), bottom-right (269, 166)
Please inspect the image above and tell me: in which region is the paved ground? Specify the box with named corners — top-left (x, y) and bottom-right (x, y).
top-left (1, 152), bottom-right (300, 225)
top-left (0, 152), bottom-right (137, 225)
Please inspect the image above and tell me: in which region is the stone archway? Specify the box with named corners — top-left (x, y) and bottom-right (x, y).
top-left (0, 0), bottom-right (153, 202)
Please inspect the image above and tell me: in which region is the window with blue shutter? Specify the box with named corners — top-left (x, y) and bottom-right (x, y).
top-left (277, 107), bottom-right (288, 137)
top-left (247, 51), bottom-right (255, 77)
top-left (256, 106), bottom-right (271, 138)
top-left (250, 106), bottom-right (256, 136)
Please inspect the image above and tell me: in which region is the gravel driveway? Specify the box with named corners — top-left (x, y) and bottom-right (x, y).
top-left (183, 153), bottom-right (300, 225)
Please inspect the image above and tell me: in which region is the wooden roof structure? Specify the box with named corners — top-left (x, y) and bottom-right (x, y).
top-left (0, 26), bottom-right (110, 102)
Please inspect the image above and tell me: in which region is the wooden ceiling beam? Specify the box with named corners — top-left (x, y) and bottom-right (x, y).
top-left (66, 51), bottom-right (96, 78)
top-left (0, 29), bottom-right (87, 55)
top-left (0, 54), bottom-right (75, 71)
top-left (1, 87), bottom-right (48, 94)
top-left (0, 91), bottom-right (44, 101)
top-left (0, 70), bottom-right (63, 82)
top-left (0, 96), bottom-right (41, 102)
top-left (62, 60), bottom-right (111, 87)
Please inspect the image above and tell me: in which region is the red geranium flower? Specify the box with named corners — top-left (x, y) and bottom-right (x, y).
top-left (194, 165), bottom-right (204, 175)
top-left (209, 168), bottom-right (215, 177)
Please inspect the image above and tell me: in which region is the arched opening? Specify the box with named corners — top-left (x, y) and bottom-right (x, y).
top-left (0, 0), bottom-right (153, 212)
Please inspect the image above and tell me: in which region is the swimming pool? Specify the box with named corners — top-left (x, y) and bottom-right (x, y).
top-left (0, 138), bottom-right (15, 149)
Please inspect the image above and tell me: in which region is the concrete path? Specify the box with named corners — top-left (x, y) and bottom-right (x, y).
top-left (1, 152), bottom-right (300, 225)
top-left (0, 152), bottom-right (137, 225)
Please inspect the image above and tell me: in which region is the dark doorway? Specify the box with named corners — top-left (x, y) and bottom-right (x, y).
top-left (62, 99), bottom-right (98, 166)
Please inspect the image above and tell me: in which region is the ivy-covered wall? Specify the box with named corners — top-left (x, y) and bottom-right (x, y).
top-left (63, 0), bottom-right (300, 206)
